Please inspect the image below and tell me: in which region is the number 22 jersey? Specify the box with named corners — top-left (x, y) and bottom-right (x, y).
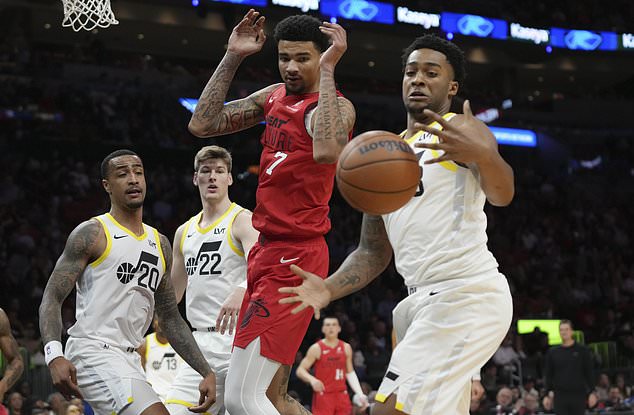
top-left (179, 202), bottom-right (247, 351)
top-left (68, 213), bottom-right (166, 349)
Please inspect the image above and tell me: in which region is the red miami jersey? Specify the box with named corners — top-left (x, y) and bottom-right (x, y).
top-left (253, 85), bottom-right (349, 239)
top-left (314, 340), bottom-right (347, 393)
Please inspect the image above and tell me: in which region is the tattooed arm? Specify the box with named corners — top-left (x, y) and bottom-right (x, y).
top-left (0, 309), bottom-right (24, 401)
top-left (39, 219), bottom-right (104, 399)
top-left (188, 58), bottom-right (281, 138)
top-left (155, 234), bottom-right (211, 377)
top-left (325, 214), bottom-right (392, 300)
top-left (188, 9), bottom-right (279, 138)
top-left (155, 234), bottom-right (216, 411)
top-left (280, 214), bottom-right (392, 318)
top-left (311, 22), bottom-right (355, 164)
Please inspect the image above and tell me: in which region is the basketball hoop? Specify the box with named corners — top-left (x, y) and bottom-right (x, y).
top-left (61, 0), bottom-right (119, 32)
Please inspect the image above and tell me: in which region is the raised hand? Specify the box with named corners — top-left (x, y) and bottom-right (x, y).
top-left (227, 9), bottom-right (266, 58)
top-left (318, 22), bottom-right (347, 71)
top-left (414, 100), bottom-right (499, 165)
top-left (48, 357), bottom-right (83, 400)
top-left (278, 265), bottom-right (331, 320)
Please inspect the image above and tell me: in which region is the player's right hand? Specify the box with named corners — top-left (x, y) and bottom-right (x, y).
top-left (310, 378), bottom-right (325, 393)
top-left (227, 9), bottom-right (266, 58)
top-left (318, 22), bottom-right (347, 71)
top-left (48, 357), bottom-right (83, 400)
top-left (278, 265), bottom-right (332, 319)
top-left (190, 372), bottom-right (216, 413)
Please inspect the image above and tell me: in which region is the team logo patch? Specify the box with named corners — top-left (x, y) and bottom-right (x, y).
top-left (240, 299), bottom-right (271, 329)
top-left (116, 262), bottom-right (135, 284)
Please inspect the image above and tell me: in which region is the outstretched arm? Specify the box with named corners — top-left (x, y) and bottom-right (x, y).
top-left (39, 219), bottom-right (103, 400)
top-left (0, 309), bottom-right (24, 401)
top-left (188, 9), bottom-right (278, 138)
top-left (311, 22), bottom-right (355, 163)
top-left (279, 214), bottom-right (392, 318)
top-left (154, 234), bottom-right (216, 412)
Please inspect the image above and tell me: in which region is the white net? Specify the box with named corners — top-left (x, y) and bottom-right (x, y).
top-left (61, 0), bottom-right (119, 32)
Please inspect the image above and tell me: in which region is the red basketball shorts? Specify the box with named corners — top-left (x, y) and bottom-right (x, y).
top-left (233, 236), bottom-right (328, 365)
top-left (312, 390), bottom-right (352, 415)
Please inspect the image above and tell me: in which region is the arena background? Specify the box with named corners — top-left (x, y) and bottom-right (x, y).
top-left (1, 0), bottom-right (633, 413)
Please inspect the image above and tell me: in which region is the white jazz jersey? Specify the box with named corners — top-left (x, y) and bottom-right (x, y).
top-left (144, 333), bottom-right (182, 402)
top-left (180, 203), bottom-right (247, 347)
top-left (382, 113), bottom-right (498, 288)
top-left (68, 213), bottom-right (166, 349)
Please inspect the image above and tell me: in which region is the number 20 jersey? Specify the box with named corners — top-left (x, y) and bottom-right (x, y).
top-left (180, 203), bottom-right (246, 346)
top-left (253, 85), bottom-right (347, 239)
top-left (68, 213), bottom-right (166, 349)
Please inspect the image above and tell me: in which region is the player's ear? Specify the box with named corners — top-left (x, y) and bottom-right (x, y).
top-left (192, 172), bottom-right (198, 187)
top-left (228, 174), bottom-right (233, 186)
top-left (448, 80), bottom-right (459, 97)
top-left (102, 179), bottom-right (111, 194)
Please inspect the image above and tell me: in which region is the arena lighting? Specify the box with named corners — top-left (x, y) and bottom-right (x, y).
top-left (320, 0), bottom-right (394, 24)
top-left (211, 0), bottom-right (266, 6)
top-left (396, 6), bottom-right (440, 29)
top-left (271, 0), bottom-right (319, 12)
top-left (621, 33), bottom-right (634, 49)
top-left (489, 127), bottom-right (537, 147)
top-left (441, 12), bottom-right (507, 40)
top-left (550, 28), bottom-right (618, 51)
top-left (518, 320), bottom-right (562, 345)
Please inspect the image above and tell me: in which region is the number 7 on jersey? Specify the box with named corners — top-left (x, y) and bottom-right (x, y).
top-left (265, 151), bottom-right (288, 175)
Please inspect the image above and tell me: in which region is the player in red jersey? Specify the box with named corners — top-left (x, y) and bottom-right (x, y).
top-left (297, 317), bottom-right (369, 415)
top-left (188, 9), bottom-right (355, 415)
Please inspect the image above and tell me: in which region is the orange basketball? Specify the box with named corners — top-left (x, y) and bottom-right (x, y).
top-left (336, 130), bottom-right (421, 215)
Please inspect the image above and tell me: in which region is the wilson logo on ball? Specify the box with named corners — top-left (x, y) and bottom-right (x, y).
top-left (358, 140), bottom-right (411, 155)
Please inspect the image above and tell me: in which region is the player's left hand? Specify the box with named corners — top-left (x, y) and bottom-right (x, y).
top-left (278, 265), bottom-right (331, 319)
top-left (189, 372), bottom-right (216, 413)
top-left (318, 22), bottom-right (347, 72)
top-left (353, 393), bottom-right (370, 411)
top-left (471, 380), bottom-right (485, 401)
top-left (413, 100), bottom-right (498, 166)
top-left (216, 286), bottom-right (246, 335)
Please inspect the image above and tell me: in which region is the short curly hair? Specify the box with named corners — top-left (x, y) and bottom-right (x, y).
top-left (273, 15), bottom-right (330, 53)
top-left (402, 35), bottom-right (466, 85)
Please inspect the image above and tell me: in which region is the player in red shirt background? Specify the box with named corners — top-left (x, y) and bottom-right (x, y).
top-left (188, 9), bottom-right (356, 415)
top-left (297, 317), bottom-right (369, 415)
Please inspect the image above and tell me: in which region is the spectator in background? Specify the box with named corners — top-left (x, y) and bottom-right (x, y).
top-left (0, 309), bottom-right (24, 404)
top-left (516, 393), bottom-right (539, 415)
top-left (594, 373), bottom-right (610, 401)
top-left (545, 319), bottom-right (594, 415)
top-left (520, 377), bottom-right (539, 399)
top-left (6, 392), bottom-right (23, 415)
top-left (493, 333), bottom-right (521, 384)
top-left (46, 393), bottom-right (66, 415)
top-left (491, 387), bottom-right (513, 414)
